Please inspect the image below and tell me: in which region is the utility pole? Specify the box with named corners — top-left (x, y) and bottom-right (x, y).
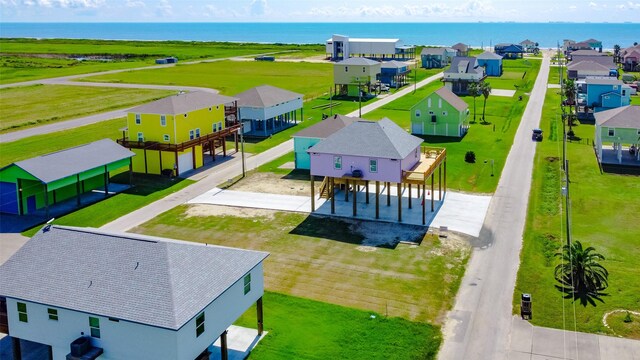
top-left (329, 87), bottom-right (333, 116)
top-left (564, 159), bottom-right (571, 246)
top-left (358, 81), bottom-right (362, 117)
top-left (240, 125), bottom-right (246, 178)
top-left (414, 66), bottom-right (417, 93)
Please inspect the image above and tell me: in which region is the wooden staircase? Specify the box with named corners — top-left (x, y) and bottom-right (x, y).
top-left (318, 177), bottom-right (330, 199)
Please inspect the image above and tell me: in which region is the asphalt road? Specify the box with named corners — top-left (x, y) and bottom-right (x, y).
top-left (438, 53), bottom-right (551, 360)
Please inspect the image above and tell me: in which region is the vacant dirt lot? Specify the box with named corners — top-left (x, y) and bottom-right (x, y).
top-left (227, 172), bottom-right (312, 196)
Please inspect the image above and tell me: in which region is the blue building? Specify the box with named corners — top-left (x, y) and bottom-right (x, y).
top-left (380, 61), bottom-right (410, 88)
top-left (494, 43), bottom-right (524, 59)
top-left (476, 51), bottom-right (503, 77)
top-left (576, 78), bottom-right (631, 118)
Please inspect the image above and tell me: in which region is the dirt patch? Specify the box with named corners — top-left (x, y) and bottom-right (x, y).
top-left (229, 172), bottom-right (311, 196)
top-left (185, 204), bottom-right (276, 220)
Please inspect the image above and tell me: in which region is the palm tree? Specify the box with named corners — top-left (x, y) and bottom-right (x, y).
top-left (468, 82), bottom-right (480, 123)
top-left (554, 241), bottom-right (609, 305)
top-left (613, 44), bottom-right (621, 63)
top-left (480, 81), bottom-right (491, 124)
top-left (563, 78), bottom-right (576, 134)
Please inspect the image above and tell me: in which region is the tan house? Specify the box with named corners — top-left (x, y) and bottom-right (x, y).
top-left (333, 57), bottom-right (381, 97)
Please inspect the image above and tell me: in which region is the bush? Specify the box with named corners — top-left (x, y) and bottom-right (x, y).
top-left (465, 151), bottom-right (476, 163)
top-left (624, 312), bottom-right (633, 323)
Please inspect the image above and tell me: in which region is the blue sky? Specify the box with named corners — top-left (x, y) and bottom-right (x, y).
top-left (1, 0), bottom-right (639, 22)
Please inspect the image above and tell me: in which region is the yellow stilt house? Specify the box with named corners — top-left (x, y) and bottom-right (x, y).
top-left (119, 91), bottom-right (240, 176)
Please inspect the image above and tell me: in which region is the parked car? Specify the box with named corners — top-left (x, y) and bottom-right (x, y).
top-left (532, 128), bottom-right (543, 141)
top-left (380, 83), bottom-right (390, 92)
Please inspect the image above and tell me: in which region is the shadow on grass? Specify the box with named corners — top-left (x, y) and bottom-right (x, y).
top-left (111, 172), bottom-right (187, 196)
top-left (290, 214), bottom-right (428, 249)
top-left (281, 169), bottom-right (311, 180)
top-left (416, 134), bottom-right (465, 144)
top-left (555, 285), bottom-right (608, 307)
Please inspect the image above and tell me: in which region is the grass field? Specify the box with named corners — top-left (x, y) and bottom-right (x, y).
top-left (512, 76), bottom-right (640, 336)
top-left (366, 58), bottom-right (541, 193)
top-left (0, 84), bottom-right (172, 133)
top-left (0, 118), bottom-right (125, 167)
top-left (132, 207), bottom-right (470, 325)
top-left (0, 39), bottom-right (325, 84)
top-left (81, 60), bottom-right (333, 98)
top-left (235, 291), bottom-right (441, 359)
top-left (21, 173), bottom-right (193, 237)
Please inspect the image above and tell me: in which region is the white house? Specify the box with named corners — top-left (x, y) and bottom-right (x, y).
top-left (0, 225), bottom-right (269, 360)
top-left (235, 85), bottom-right (304, 138)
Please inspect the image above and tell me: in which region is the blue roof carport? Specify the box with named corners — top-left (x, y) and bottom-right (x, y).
top-left (0, 139), bottom-right (134, 227)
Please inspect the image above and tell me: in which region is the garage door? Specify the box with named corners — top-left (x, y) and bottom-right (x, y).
top-left (0, 181), bottom-right (19, 214)
top-left (178, 152), bottom-right (194, 175)
top-left (411, 122), bottom-right (422, 135)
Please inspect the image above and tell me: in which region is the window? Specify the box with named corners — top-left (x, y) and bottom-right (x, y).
top-left (334, 156), bottom-right (342, 170)
top-left (608, 128), bottom-right (615, 136)
top-left (195, 128), bottom-right (201, 138)
top-left (428, 111), bottom-right (434, 115)
top-left (345, 66), bottom-right (348, 72)
top-left (48, 308), bottom-right (58, 321)
top-left (362, 67), bottom-right (366, 73)
top-left (369, 159), bottom-right (378, 173)
top-left (17, 302), bottom-right (27, 323)
top-left (189, 130), bottom-right (195, 140)
top-left (135, 114), bottom-right (141, 124)
top-left (160, 115), bottom-right (166, 126)
top-left (137, 132), bottom-right (144, 142)
top-left (218, 121), bottom-right (223, 131)
top-left (216, 105), bottom-right (219, 110)
top-left (442, 111), bottom-right (448, 116)
top-left (89, 317), bottom-right (100, 338)
top-left (196, 313), bottom-right (205, 337)
top-left (438, 99), bottom-right (442, 108)
top-left (209, 107), bottom-right (212, 111)
top-left (184, 114), bottom-right (188, 118)
top-left (415, 110), bottom-right (421, 117)
top-left (213, 123), bottom-right (218, 132)
top-left (244, 274), bottom-right (251, 295)
top-left (622, 90), bottom-right (626, 96)
top-left (613, 85), bottom-right (618, 90)
top-left (163, 134), bottom-right (170, 142)
top-left (427, 98), bottom-right (432, 107)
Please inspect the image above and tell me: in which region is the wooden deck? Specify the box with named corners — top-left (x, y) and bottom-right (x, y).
top-left (403, 147), bottom-right (446, 185)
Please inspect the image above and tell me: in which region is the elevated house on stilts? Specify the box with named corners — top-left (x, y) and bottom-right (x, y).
top-left (307, 118), bottom-right (446, 225)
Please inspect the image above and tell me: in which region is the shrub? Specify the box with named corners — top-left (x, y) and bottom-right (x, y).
top-left (624, 312), bottom-right (633, 323)
top-left (465, 151), bottom-right (476, 163)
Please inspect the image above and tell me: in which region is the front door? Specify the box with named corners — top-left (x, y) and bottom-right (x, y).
top-left (26, 196), bottom-right (36, 214)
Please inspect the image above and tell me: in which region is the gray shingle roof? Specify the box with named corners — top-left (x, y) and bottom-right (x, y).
top-left (307, 118), bottom-right (423, 159)
top-left (235, 85), bottom-right (303, 108)
top-left (337, 57), bottom-right (381, 66)
top-left (445, 57), bottom-right (483, 75)
top-left (477, 51), bottom-right (503, 60)
top-left (571, 49), bottom-right (606, 56)
top-left (435, 87), bottom-right (469, 112)
top-left (128, 91), bottom-right (238, 115)
top-left (0, 226), bottom-right (269, 330)
top-left (381, 60), bottom-right (408, 69)
top-left (567, 61), bottom-right (611, 72)
top-left (421, 47), bottom-right (447, 56)
top-left (9, 139), bottom-right (134, 184)
top-left (452, 43), bottom-right (468, 51)
top-left (595, 106), bottom-right (640, 128)
top-left (584, 78), bottom-right (623, 85)
top-left (293, 114), bottom-right (361, 139)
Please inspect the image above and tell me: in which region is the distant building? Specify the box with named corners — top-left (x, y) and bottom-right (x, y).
top-left (235, 85), bottom-right (304, 138)
top-left (0, 225), bottom-right (269, 360)
top-left (476, 51), bottom-right (503, 76)
top-left (380, 61), bottom-right (410, 88)
top-left (333, 57), bottom-right (381, 97)
top-left (442, 57), bottom-right (486, 95)
top-left (519, 39), bottom-right (537, 53)
top-left (326, 34), bottom-right (415, 61)
top-left (594, 106), bottom-right (640, 166)
top-left (410, 87), bottom-right (470, 137)
top-left (420, 47), bottom-right (456, 69)
top-left (494, 43), bottom-right (524, 59)
top-left (576, 78), bottom-right (631, 118)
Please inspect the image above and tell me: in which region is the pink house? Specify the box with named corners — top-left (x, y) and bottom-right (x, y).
top-left (308, 118), bottom-right (423, 183)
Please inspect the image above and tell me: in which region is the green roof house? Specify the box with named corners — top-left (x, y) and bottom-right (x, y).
top-left (410, 87), bottom-right (470, 137)
top-left (0, 139), bottom-right (134, 217)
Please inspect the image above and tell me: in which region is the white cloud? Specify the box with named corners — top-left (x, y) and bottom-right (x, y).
top-left (126, 0), bottom-right (145, 8)
top-left (588, 1), bottom-right (598, 8)
top-left (249, 0), bottom-right (267, 16)
top-left (617, 1), bottom-right (640, 9)
top-left (307, 0), bottom-right (495, 19)
top-left (18, 0), bottom-right (103, 7)
top-left (156, 0), bottom-right (172, 16)
top-left (203, 4), bottom-right (239, 18)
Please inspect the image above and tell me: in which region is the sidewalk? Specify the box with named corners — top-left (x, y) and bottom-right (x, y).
top-left (509, 316), bottom-right (640, 360)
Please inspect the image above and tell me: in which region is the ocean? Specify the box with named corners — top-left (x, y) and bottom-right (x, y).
top-left (1, 22), bottom-right (638, 49)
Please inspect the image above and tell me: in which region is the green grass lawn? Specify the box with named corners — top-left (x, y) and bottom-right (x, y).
top-left (79, 60), bottom-right (333, 98)
top-left (132, 207), bottom-right (470, 325)
top-left (0, 118), bottom-right (126, 167)
top-left (235, 291), bottom-right (441, 359)
top-left (366, 59), bottom-right (541, 193)
top-left (0, 85), bottom-right (172, 133)
top-left (21, 173), bottom-right (193, 237)
top-left (512, 86), bottom-right (640, 336)
top-left (0, 39), bottom-right (325, 84)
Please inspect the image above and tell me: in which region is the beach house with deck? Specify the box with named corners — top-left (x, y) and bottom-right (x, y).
top-left (333, 57), bottom-right (381, 97)
top-left (120, 91), bottom-right (241, 176)
top-left (326, 34), bottom-right (415, 61)
top-left (235, 85), bottom-right (304, 138)
top-left (442, 57), bottom-right (486, 95)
